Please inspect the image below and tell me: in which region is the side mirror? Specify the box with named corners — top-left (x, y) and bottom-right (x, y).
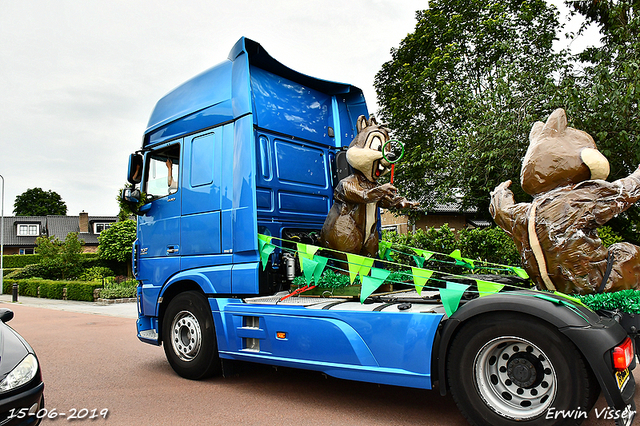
top-left (127, 154), bottom-right (143, 185)
top-left (121, 188), bottom-right (145, 215)
top-left (122, 188), bottom-right (141, 204)
top-left (0, 309), bottom-right (14, 323)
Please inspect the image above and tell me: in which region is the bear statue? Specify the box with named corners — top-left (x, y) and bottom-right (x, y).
top-left (490, 108), bottom-right (640, 294)
top-left (320, 115), bottom-right (416, 258)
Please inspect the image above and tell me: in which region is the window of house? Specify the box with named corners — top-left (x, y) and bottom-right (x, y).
top-left (17, 224), bottom-right (39, 236)
top-left (94, 223), bottom-right (113, 234)
top-left (19, 248), bottom-right (34, 255)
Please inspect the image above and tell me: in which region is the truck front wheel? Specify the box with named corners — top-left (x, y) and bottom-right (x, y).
top-left (447, 313), bottom-right (599, 426)
top-left (162, 291), bottom-right (221, 380)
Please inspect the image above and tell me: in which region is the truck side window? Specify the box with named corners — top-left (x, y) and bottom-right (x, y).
top-left (144, 144), bottom-right (180, 201)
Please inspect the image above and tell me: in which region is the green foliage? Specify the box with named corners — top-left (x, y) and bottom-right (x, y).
top-left (375, 0), bottom-right (640, 243)
top-left (98, 278), bottom-right (137, 299)
top-left (2, 279), bottom-right (100, 302)
top-left (65, 282), bottom-right (102, 301)
top-left (2, 268), bottom-right (20, 277)
top-left (559, 0), bottom-right (640, 243)
top-left (1, 254), bottom-right (40, 268)
top-left (382, 225), bottom-right (521, 271)
top-left (457, 227), bottom-right (521, 266)
top-left (13, 187), bottom-right (67, 216)
top-left (79, 266), bottom-right (114, 281)
top-left (98, 220), bottom-right (136, 263)
top-left (35, 233), bottom-right (85, 279)
top-left (116, 185), bottom-right (145, 221)
top-left (597, 226), bottom-right (624, 247)
top-left (8, 264), bottom-right (49, 279)
top-left (375, 0), bottom-right (564, 216)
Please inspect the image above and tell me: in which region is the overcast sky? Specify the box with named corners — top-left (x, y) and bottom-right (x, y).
top-left (0, 1), bottom-right (597, 217)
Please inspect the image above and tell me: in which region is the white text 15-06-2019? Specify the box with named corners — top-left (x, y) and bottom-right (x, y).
top-left (7, 408), bottom-right (109, 420)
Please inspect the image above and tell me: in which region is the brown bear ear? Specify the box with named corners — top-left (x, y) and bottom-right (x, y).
top-left (529, 121), bottom-right (545, 141)
top-left (368, 116), bottom-right (378, 127)
top-left (544, 108), bottom-right (568, 134)
top-left (357, 115), bottom-right (368, 133)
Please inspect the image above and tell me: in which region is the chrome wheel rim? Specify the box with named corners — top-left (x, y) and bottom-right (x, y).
top-left (474, 336), bottom-right (557, 420)
top-left (170, 310), bottom-right (202, 362)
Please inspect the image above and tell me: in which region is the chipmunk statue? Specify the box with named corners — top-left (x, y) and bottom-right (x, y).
top-left (490, 108), bottom-right (640, 294)
top-left (320, 115), bottom-right (416, 257)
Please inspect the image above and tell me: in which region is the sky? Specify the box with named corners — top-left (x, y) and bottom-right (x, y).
top-left (0, 0), bottom-right (599, 217)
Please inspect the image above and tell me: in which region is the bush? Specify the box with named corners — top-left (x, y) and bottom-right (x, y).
top-left (2, 268), bottom-right (20, 277)
top-left (66, 282), bottom-right (102, 301)
top-left (9, 264), bottom-right (48, 279)
top-left (598, 226), bottom-right (624, 248)
top-left (79, 267), bottom-right (114, 281)
top-left (382, 225), bottom-right (521, 273)
top-left (99, 278), bottom-right (137, 299)
top-left (2, 254), bottom-right (41, 268)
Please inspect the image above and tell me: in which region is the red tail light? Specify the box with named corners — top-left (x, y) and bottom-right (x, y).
top-left (613, 337), bottom-right (634, 371)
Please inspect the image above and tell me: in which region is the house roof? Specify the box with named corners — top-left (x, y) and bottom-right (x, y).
top-left (0, 215), bottom-right (118, 247)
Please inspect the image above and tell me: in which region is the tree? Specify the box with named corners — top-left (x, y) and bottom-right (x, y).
top-left (98, 220), bottom-right (137, 274)
top-left (14, 187), bottom-right (67, 216)
top-left (558, 0), bottom-right (640, 242)
top-left (374, 0), bottom-right (567, 217)
top-left (35, 232), bottom-right (85, 279)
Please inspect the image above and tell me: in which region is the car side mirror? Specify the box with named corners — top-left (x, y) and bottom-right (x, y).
top-left (0, 309), bottom-right (14, 323)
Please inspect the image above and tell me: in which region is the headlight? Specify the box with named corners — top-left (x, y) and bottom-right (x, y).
top-left (0, 354), bottom-right (38, 392)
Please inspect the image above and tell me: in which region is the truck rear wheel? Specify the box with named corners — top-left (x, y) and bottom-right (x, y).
top-left (162, 291), bottom-right (221, 380)
top-left (447, 313), bottom-right (599, 426)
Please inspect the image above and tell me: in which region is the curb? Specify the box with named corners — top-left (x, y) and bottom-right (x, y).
top-left (96, 298), bottom-right (137, 305)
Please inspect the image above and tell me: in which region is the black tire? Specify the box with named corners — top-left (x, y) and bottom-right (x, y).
top-left (162, 291), bottom-right (221, 380)
top-left (447, 313), bottom-right (599, 426)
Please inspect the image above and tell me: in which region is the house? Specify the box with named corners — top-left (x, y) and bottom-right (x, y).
top-left (1, 212), bottom-right (118, 255)
top-left (381, 202), bottom-right (492, 234)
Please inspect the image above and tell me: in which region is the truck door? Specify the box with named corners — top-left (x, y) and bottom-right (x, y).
top-left (138, 143), bottom-right (182, 285)
top-left (180, 129), bottom-right (223, 258)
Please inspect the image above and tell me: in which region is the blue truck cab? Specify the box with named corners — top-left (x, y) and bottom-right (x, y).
top-left (124, 38), bottom-right (636, 425)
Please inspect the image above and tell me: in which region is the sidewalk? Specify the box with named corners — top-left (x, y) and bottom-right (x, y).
top-left (0, 294), bottom-right (138, 319)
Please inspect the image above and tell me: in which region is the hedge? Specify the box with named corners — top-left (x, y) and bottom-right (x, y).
top-left (2, 254), bottom-right (41, 268)
top-left (2, 253), bottom-right (101, 269)
top-left (3, 279), bottom-right (103, 302)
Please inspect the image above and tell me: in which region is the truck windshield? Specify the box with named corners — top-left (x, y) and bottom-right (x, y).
top-left (144, 144), bottom-right (180, 201)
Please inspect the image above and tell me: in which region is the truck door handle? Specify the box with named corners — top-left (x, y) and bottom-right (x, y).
top-left (167, 245), bottom-right (179, 254)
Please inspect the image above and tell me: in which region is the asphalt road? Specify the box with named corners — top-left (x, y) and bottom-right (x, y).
top-left (0, 298), bottom-right (637, 426)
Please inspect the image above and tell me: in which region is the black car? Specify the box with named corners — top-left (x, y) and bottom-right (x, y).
top-left (0, 309), bottom-right (44, 426)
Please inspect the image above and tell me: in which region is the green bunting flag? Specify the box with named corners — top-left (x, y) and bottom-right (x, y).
top-left (313, 255), bottom-right (329, 284)
top-left (346, 254), bottom-right (375, 284)
top-left (476, 280), bottom-right (505, 297)
top-left (302, 257), bottom-right (319, 286)
top-left (297, 243), bottom-right (320, 270)
top-left (378, 241), bottom-right (393, 260)
top-left (412, 248), bottom-right (434, 261)
top-left (360, 268), bottom-right (391, 303)
top-left (449, 249), bottom-right (475, 269)
top-left (440, 281), bottom-right (470, 317)
top-left (257, 236), bottom-right (276, 271)
top-left (512, 267), bottom-right (529, 279)
top-left (411, 267), bottom-right (434, 295)
top-left (412, 255), bottom-right (426, 268)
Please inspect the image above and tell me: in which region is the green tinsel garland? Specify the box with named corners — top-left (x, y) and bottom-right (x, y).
top-left (577, 290), bottom-right (640, 314)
